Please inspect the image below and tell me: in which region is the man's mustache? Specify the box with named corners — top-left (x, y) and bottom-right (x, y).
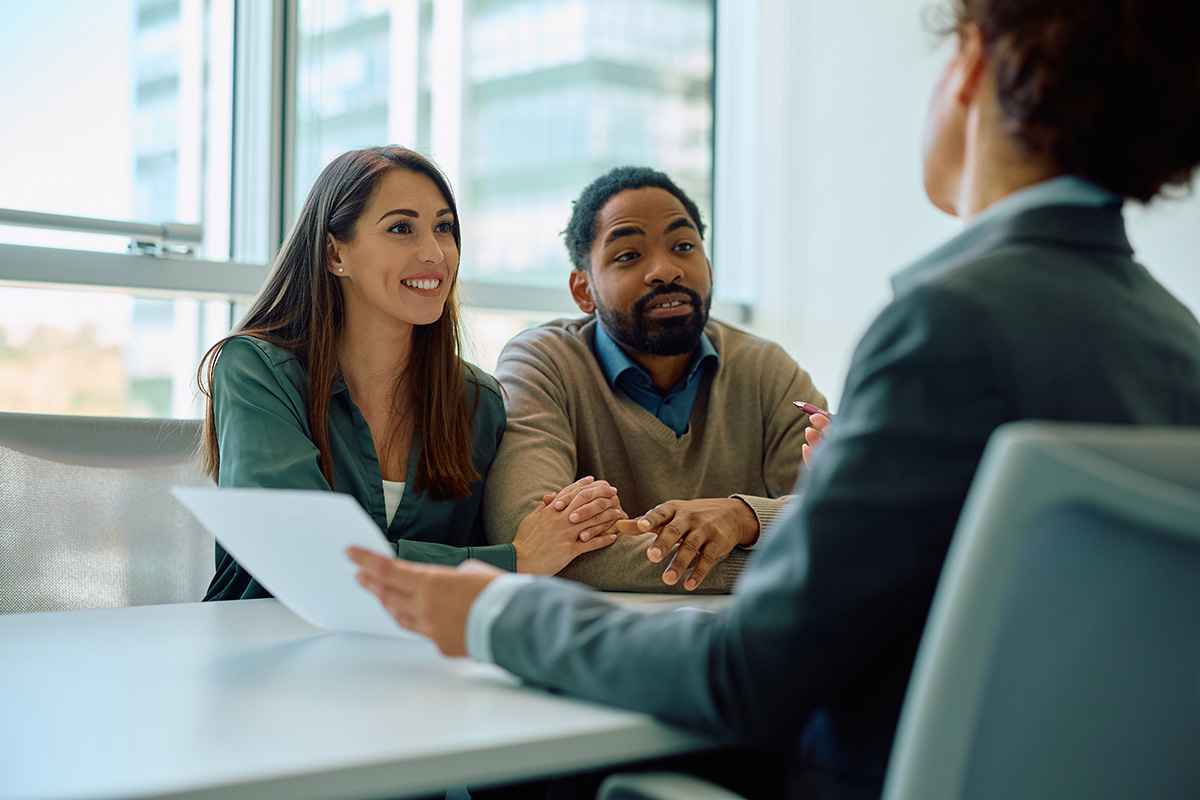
top-left (633, 285), bottom-right (704, 316)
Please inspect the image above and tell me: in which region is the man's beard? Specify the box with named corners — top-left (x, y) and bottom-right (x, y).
top-left (596, 284), bottom-right (712, 357)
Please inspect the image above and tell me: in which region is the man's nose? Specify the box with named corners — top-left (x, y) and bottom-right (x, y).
top-left (644, 251), bottom-right (684, 284)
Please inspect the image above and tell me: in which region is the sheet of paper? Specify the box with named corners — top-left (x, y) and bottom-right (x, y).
top-left (172, 487), bottom-right (413, 638)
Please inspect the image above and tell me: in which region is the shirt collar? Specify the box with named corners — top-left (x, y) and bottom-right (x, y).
top-left (892, 175), bottom-right (1123, 296)
top-left (593, 321), bottom-right (718, 391)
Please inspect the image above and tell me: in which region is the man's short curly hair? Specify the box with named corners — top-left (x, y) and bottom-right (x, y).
top-left (564, 166), bottom-right (706, 272)
top-left (941, 0), bottom-right (1200, 202)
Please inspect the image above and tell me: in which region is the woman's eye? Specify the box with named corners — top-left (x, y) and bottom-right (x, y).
top-left (435, 221), bottom-right (454, 233)
top-left (615, 251), bottom-right (637, 263)
top-left (388, 222), bottom-right (411, 234)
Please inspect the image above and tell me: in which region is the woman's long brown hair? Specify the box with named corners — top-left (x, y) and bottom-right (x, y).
top-left (197, 146), bottom-right (480, 500)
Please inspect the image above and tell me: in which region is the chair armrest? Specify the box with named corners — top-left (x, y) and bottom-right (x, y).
top-left (597, 771), bottom-right (748, 800)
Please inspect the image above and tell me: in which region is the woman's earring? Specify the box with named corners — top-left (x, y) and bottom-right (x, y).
top-left (338, 267), bottom-right (344, 273)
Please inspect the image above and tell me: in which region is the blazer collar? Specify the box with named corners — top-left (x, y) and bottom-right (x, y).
top-left (892, 202), bottom-right (1131, 297)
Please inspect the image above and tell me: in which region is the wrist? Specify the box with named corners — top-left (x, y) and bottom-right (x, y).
top-left (734, 497), bottom-right (760, 547)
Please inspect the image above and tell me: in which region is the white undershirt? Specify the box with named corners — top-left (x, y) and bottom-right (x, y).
top-left (382, 480), bottom-right (406, 527)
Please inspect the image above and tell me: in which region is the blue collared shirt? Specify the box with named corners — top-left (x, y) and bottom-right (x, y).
top-left (593, 322), bottom-right (719, 436)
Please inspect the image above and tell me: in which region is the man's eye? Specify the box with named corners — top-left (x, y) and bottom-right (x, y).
top-left (674, 242), bottom-right (694, 251)
top-left (615, 252), bottom-right (637, 262)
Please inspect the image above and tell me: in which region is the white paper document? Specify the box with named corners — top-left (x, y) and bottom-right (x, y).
top-left (172, 487), bottom-right (413, 638)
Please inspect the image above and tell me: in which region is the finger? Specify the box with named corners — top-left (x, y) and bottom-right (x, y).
top-left (661, 547), bottom-right (683, 585)
top-left (645, 512), bottom-right (682, 563)
top-left (663, 529), bottom-right (704, 577)
top-left (577, 507), bottom-right (625, 541)
top-left (350, 552), bottom-right (422, 595)
top-left (683, 545), bottom-right (721, 591)
top-left (356, 573), bottom-right (416, 627)
top-left (810, 412), bottom-right (831, 432)
top-left (347, 546), bottom-right (393, 569)
top-left (804, 426), bottom-right (822, 446)
top-left (566, 488), bottom-right (620, 525)
top-left (577, 533), bottom-right (617, 555)
top-left (615, 518), bottom-right (644, 535)
top-left (552, 475), bottom-right (595, 510)
top-left (802, 442), bottom-right (812, 467)
top-left (542, 493), bottom-right (557, 506)
top-left (636, 503), bottom-right (675, 534)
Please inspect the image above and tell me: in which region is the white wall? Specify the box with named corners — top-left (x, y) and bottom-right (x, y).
top-left (718, 0), bottom-right (1200, 408)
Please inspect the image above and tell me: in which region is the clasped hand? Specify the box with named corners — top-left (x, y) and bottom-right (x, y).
top-left (513, 475), bottom-right (624, 574)
top-left (616, 497), bottom-right (759, 591)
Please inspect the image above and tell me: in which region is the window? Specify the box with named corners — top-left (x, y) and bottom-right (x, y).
top-left (0, 0), bottom-right (238, 418)
top-left (294, 0), bottom-right (715, 292)
top-left (0, 0), bottom-right (719, 417)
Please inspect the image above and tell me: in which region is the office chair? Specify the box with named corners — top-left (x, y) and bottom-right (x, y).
top-left (0, 412), bottom-right (214, 613)
top-left (882, 421), bottom-right (1200, 800)
top-left (598, 422), bottom-right (1200, 800)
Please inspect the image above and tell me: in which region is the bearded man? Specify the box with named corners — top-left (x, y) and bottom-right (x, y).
top-left (483, 166), bottom-right (826, 593)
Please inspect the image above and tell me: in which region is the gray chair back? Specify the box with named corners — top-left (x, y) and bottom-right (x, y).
top-left (0, 412), bottom-right (214, 613)
top-left (883, 422), bottom-right (1200, 800)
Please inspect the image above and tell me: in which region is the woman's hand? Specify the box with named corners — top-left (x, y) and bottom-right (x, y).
top-left (514, 476), bottom-right (623, 574)
top-left (801, 411), bottom-right (832, 467)
top-left (540, 475), bottom-right (628, 541)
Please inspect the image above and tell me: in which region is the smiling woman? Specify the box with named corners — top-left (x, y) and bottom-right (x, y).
top-left (197, 145), bottom-right (620, 603)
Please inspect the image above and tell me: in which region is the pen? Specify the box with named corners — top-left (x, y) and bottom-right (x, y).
top-left (794, 401), bottom-right (834, 419)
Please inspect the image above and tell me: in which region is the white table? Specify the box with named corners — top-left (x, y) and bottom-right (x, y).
top-left (0, 595), bottom-right (726, 800)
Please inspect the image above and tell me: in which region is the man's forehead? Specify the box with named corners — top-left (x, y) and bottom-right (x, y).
top-left (595, 186), bottom-right (694, 232)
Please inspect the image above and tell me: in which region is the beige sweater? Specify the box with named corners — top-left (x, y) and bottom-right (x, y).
top-left (483, 316), bottom-right (826, 593)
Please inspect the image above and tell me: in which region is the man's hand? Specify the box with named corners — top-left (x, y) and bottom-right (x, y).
top-left (801, 411), bottom-right (832, 467)
top-left (348, 549), bottom-right (500, 657)
top-left (615, 497), bottom-right (759, 591)
top-left (515, 475), bottom-right (619, 574)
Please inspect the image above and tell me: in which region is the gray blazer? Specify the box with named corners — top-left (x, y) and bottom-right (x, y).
top-left (488, 203), bottom-right (1200, 799)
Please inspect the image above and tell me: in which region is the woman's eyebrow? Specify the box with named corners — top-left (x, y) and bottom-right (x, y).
top-left (377, 207), bottom-right (454, 223)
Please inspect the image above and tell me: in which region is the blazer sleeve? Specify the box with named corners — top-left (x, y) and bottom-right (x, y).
top-left (488, 284), bottom-right (1007, 742)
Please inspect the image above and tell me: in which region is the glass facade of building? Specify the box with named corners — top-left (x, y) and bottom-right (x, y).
top-left (0, 0), bottom-right (714, 416)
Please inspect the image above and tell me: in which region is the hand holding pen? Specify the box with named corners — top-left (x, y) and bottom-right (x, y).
top-left (794, 401), bottom-right (833, 467)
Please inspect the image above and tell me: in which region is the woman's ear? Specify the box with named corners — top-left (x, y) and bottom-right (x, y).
top-left (953, 23), bottom-right (988, 107)
top-left (569, 269), bottom-right (596, 314)
top-left (326, 233), bottom-right (347, 276)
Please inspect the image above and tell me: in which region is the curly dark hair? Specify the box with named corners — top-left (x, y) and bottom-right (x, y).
top-left (942, 0), bottom-right (1200, 201)
top-left (563, 166), bottom-right (707, 272)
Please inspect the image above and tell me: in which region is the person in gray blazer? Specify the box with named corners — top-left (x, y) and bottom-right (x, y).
top-left (349, 0), bottom-right (1200, 797)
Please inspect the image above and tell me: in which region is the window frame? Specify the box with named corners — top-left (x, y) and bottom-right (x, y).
top-left (0, 0), bottom-right (747, 324)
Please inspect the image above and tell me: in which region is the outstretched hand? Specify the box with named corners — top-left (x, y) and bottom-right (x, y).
top-left (615, 497), bottom-right (759, 591)
top-left (348, 548), bottom-right (500, 657)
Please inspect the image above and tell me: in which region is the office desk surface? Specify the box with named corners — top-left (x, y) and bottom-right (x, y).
top-left (0, 596), bottom-right (724, 800)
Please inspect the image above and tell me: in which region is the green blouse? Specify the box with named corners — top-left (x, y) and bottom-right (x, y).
top-left (204, 335), bottom-right (514, 601)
